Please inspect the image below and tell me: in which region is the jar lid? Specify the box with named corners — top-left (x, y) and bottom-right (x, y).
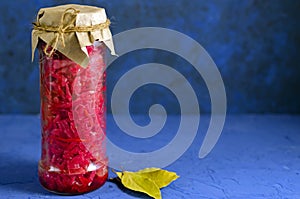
top-left (32, 4), bottom-right (116, 67)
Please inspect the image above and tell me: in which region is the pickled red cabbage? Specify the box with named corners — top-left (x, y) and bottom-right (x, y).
top-left (38, 41), bottom-right (107, 194)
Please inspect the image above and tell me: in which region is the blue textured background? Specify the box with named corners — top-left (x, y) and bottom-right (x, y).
top-left (0, 0), bottom-right (299, 114)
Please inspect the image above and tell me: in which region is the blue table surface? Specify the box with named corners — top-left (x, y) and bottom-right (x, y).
top-left (0, 114), bottom-right (299, 199)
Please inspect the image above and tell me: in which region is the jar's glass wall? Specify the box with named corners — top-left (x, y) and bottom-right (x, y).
top-left (38, 40), bottom-right (107, 194)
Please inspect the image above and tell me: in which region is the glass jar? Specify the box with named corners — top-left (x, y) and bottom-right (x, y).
top-left (38, 40), bottom-right (107, 194)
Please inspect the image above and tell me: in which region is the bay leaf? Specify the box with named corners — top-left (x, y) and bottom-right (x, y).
top-left (116, 171), bottom-right (162, 199)
top-left (114, 168), bottom-right (179, 199)
top-left (136, 167), bottom-right (179, 188)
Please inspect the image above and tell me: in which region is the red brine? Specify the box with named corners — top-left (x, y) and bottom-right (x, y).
top-left (38, 41), bottom-right (107, 194)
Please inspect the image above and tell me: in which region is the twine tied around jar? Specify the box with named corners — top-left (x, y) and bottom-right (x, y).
top-left (33, 7), bottom-right (111, 57)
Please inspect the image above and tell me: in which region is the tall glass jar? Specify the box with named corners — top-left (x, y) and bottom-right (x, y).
top-left (32, 4), bottom-right (115, 194)
top-left (38, 40), bottom-right (107, 194)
